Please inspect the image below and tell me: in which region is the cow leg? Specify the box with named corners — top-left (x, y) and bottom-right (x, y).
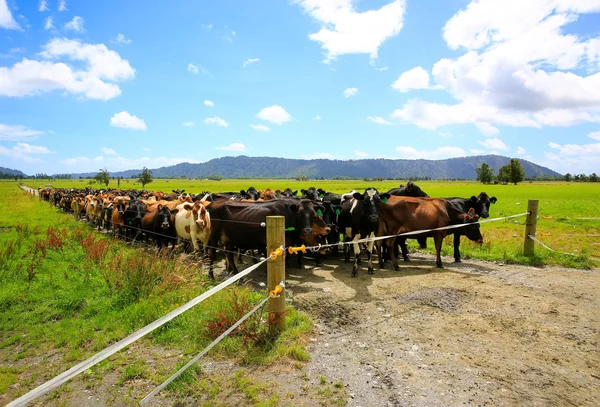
top-left (453, 232), bottom-right (461, 262)
top-left (352, 235), bottom-right (361, 277)
top-left (227, 244), bottom-right (239, 275)
top-left (366, 233), bottom-right (375, 274)
top-left (418, 236), bottom-right (428, 249)
top-left (399, 238), bottom-right (410, 261)
top-left (344, 228), bottom-right (352, 263)
top-left (377, 239), bottom-right (385, 269)
top-left (434, 233), bottom-right (444, 268)
top-left (237, 248), bottom-right (244, 264)
top-left (207, 246), bottom-right (216, 280)
top-left (296, 252), bottom-right (303, 269)
top-left (190, 231), bottom-right (200, 252)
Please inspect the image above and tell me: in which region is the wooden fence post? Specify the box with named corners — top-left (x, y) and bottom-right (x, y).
top-left (266, 216), bottom-right (286, 331)
top-left (524, 200), bottom-right (539, 256)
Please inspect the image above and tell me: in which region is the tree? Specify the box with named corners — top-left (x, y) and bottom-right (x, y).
top-left (589, 173), bottom-right (598, 182)
top-left (564, 173), bottom-right (572, 182)
top-left (497, 165), bottom-right (510, 184)
top-left (95, 168), bottom-right (110, 187)
top-left (476, 163), bottom-right (494, 184)
top-left (138, 167), bottom-right (153, 188)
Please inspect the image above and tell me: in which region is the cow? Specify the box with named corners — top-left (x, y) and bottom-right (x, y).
top-left (205, 199), bottom-right (330, 278)
top-left (376, 196), bottom-right (484, 270)
top-left (301, 187), bottom-right (321, 201)
top-left (174, 201), bottom-right (212, 253)
top-left (240, 187), bottom-right (260, 200)
top-left (280, 188), bottom-right (298, 198)
top-left (339, 188), bottom-right (390, 277)
top-left (387, 181), bottom-right (428, 197)
top-left (141, 204), bottom-right (177, 251)
top-left (123, 199), bottom-right (146, 240)
top-left (111, 196), bottom-right (129, 238)
top-left (318, 200), bottom-right (343, 256)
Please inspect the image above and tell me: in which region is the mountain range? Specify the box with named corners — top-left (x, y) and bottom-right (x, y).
top-left (54, 154), bottom-right (561, 179)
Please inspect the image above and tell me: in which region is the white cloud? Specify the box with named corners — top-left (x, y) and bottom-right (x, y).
top-left (112, 34), bottom-right (131, 45)
top-left (243, 58), bottom-right (260, 67)
top-left (0, 0), bottom-right (20, 29)
top-left (257, 105), bottom-right (292, 125)
top-left (187, 63), bottom-right (199, 74)
top-left (44, 16), bottom-right (54, 30)
top-left (204, 100), bottom-right (214, 107)
top-left (478, 138), bottom-right (508, 150)
top-left (312, 114), bottom-right (321, 120)
top-left (0, 142), bottom-right (53, 163)
top-left (391, 0), bottom-right (600, 132)
top-left (61, 155), bottom-right (201, 172)
top-left (182, 121), bottom-right (195, 127)
top-left (396, 146), bottom-right (467, 159)
top-left (64, 16), bottom-right (84, 32)
top-left (391, 66), bottom-right (431, 92)
top-left (217, 143), bottom-right (246, 152)
top-left (110, 111), bottom-right (147, 130)
top-left (101, 147), bottom-right (117, 155)
top-left (469, 148), bottom-right (487, 155)
top-left (544, 139), bottom-right (600, 173)
top-left (201, 23), bottom-right (213, 30)
top-left (367, 116), bottom-right (392, 125)
top-left (58, 0), bottom-right (67, 12)
top-left (375, 66), bottom-right (389, 71)
top-left (39, 1), bottom-right (48, 12)
top-left (516, 146), bottom-right (526, 155)
top-left (354, 149), bottom-right (369, 157)
top-left (548, 140), bottom-right (600, 156)
top-left (343, 87), bottom-right (358, 98)
top-left (295, 0), bottom-right (407, 63)
top-left (0, 123), bottom-right (45, 140)
top-left (0, 38), bottom-right (135, 100)
top-left (250, 124), bottom-right (271, 132)
top-left (475, 122), bottom-right (500, 136)
top-left (204, 117), bottom-right (229, 127)
top-left (588, 131), bottom-right (600, 141)
top-left (302, 153), bottom-right (335, 159)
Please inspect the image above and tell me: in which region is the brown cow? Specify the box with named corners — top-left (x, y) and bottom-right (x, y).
top-left (376, 196), bottom-right (483, 270)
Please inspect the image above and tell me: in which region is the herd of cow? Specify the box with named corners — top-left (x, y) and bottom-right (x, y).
top-left (37, 183), bottom-right (497, 278)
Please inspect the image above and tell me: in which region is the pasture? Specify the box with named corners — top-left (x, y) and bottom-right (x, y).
top-left (19, 178), bottom-right (600, 268)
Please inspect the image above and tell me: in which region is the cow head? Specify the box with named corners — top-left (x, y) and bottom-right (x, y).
top-left (241, 187), bottom-right (260, 200)
top-left (282, 188), bottom-right (298, 198)
top-left (320, 201), bottom-right (341, 232)
top-left (184, 202), bottom-right (211, 230)
top-left (469, 192), bottom-right (498, 219)
top-left (301, 187), bottom-right (321, 201)
top-left (290, 200), bottom-right (331, 245)
top-left (464, 221), bottom-right (484, 244)
top-left (352, 188), bottom-right (390, 223)
top-left (156, 204), bottom-right (172, 229)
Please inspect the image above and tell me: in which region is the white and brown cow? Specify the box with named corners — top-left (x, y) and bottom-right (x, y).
top-left (174, 201), bottom-right (211, 252)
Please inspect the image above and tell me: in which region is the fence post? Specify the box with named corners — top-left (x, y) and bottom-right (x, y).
top-left (266, 216), bottom-right (286, 331)
top-left (523, 200), bottom-right (539, 256)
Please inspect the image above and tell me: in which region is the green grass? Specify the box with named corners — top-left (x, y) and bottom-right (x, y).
top-left (0, 183), bottom-right (314, 402)
top-left (12, 178), bottom-right (600, 268)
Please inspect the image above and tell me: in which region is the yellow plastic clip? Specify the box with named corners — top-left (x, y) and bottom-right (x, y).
top-left (269, 246), bottom-right (285, 260)
top-left (269, 285), bottom-right (283, 298)
top-left (287, 245), bottom-right (307, 254)
top-left (540, 233), bottom-right (551, 236)
top-left (542, 216), bottom-right (553, 220)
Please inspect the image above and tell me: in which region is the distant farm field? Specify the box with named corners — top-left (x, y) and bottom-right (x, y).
top-left (10, 179), bottom-right (600, 268)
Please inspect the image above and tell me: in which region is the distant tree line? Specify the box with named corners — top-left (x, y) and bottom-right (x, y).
top-left (476, 159), bottom-right (525, 185)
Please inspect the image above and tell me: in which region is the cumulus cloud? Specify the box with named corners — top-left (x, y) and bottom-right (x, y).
top-left (0, 123), bottom-right (45, 141)
top-left (588, 131), bottom-right (600, 141)
top-left (367, 116), bottom-right (392, 125)
top-left (516, 146), bottom-right (526, 155)
top-left (204, 100), bottom-right (214, 107)
top-left (64, 16), bottom-right (84, 32)
top-left (0, 0), bottom-right (20, 30)
top-left (354, 149), bottom-right (369, 157)
top-left (343, 87), bottom-right (358, 98)
top-left (478, 138), bottom-right (508, 150)
top-left (396, 146), bottom-right (466, 159)
top-left (204, 117), bottom-right (228, 127)
top-left (58, 0), bottom-right (67, 11)
top-left (217, 143), bottom-right (246, 152)
top-left (544, 139), bottom-right (600, 173)
top-left (475, 122), bottom-right (500, 136)
top-left (112, 34), bottom-right (131, 45)
top-left (250, 124), bottom-right (270, 132)
top-left (110, 111), bottom-right (147, 130)
top-left (295, 0), bottom-right (406, 63)
top-left (101, 147), bottom-right (117, 155)
top-left (44, 16), bottom-right (54, 30)
top-left (0, 38), bottom-right (135, 100)
top-left (391, 66), bottom-right (431, 92)
top-left (312, 114), bottom-right (321, 120)
top-left (182, 121), bottom-right (195, 127)
top-left (391, 0), bottom-right (600, 132)
top-left (243, 58), bottom-right (260, 67)
top-left (257, 105), bottom-right (292, 125)
top-left (0, 142), bottom-right (53, 163)
top-left (39, 1), bottom-right (49, 12)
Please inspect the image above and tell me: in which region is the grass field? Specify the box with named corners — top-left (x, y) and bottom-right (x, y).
top-left (13, 178), bottom-right (600, 268)
top-left (0, 182), bottom-right (315, 405)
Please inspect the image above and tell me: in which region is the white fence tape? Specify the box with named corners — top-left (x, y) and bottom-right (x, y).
top-left (140, 294), bottom-right (272, 405)
top-left (527, 234), bottom-right (577, 257)
top-left (6, 257), bottom-right (270, 407)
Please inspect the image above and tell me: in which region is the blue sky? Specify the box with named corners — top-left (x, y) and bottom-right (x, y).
top-left (1, 0), bottom-right (600, 175)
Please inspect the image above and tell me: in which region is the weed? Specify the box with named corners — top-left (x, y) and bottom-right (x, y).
top-left (319, 376), bottom-right (327, 385)
top-left (118, 361), bottom-right (147, 384)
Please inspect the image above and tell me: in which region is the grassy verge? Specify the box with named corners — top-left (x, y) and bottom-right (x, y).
top-left (0, 185), bottom-right (314, 405)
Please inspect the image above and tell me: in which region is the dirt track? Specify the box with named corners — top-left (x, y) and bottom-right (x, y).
top-left (286, 253), bottom-right (600, 406)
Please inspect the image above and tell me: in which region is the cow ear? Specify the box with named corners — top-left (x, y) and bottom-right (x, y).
top-left (240, 189), bottom-right (246, 195)
top-left (158, 204), bottom-right (163, 210)
top-left (490, 197), bottom-right (497, 204)
top-left (380, 193), bottom-right (390, 203)
top-left (301, 189), bottom-right (306, 194)
top-left (353, 192), bottom-right (363, 200)
top-left (471, 196), bottom-right (477, 202)
top-left (181, 190), bottom-right (185, 193)
top-left (183, 204), bottom-right (193, 211)
top-left (172, 190), bottom-right (177, 193)
top-left (288, 203), bottom-right (299, 212)
top-left (293, 190), bottom-right (298, 196)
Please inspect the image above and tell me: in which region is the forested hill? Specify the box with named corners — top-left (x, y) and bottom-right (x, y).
top-left (66, 155), bottom-right (561, 179)
top-left (0, 166), bottom-right (27, 176)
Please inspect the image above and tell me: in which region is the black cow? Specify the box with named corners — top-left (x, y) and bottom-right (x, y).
top-left (387, 181), bottom-right (429, 197)
top-left (301, 187), bottom-right (321, 201)
top-left (280, 188), bottom-right (298, 198)
top-left (141, 204), bottom-right (176, 251)
top-left (240, 187), bottom-right (260, 200)
top-left (205, 199), bottom-right (330, 278)
top-left (319, 200), bottom-right (342, 256)
top-left (339, 188), bottom-right (390, 277)
top-left (123, 198), bottom-right (146, 240)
